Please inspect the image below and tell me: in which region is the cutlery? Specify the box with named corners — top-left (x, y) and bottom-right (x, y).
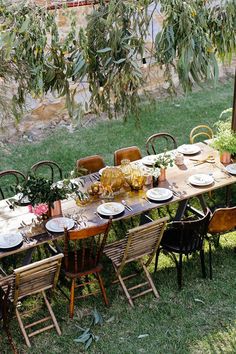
top-left (121, 200), bottom-right (132, 211)
top-left (142, 197), bottom-right (152, 204)
top-left (94, 211), bottom-right (103, 220)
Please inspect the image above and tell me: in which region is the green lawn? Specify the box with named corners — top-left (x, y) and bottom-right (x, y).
top-left (1, 79), bottom-right (236, 353)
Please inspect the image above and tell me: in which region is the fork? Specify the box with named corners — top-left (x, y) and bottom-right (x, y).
top-left (94, 211), bottom-right (103, 220)
top-left (121, 200), bottom-right (132, 211)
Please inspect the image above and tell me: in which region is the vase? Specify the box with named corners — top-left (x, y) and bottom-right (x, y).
top-left (220, 152), bottom-right (231, 164)
top-left (158, 168), bottom-right (166, 182)
top-left (48, 200), bottom-right (62, 217)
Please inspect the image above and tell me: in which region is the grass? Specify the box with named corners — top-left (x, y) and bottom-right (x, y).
top-left (1, 79), bottom-right (236, 353)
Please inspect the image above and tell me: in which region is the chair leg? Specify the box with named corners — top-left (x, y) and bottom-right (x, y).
top-left (200, 249), bottom-right (206, 278)
top-left (177, 254), bottom-right (183, 290)
top-left (154, 248), bottom-right (161, 273)
top-left (209, 242), bottom-right (212, 280)
top-left (96, 272), bottom-right (109, 306)
top-left (42, 291), bottom-right (61, 335)
top-left (15, 308), bottom-right (31, 348)
top-left (69, 279), bottom-right (75, 319)
top-left (142, 263), bottom-right (160, 299)
top-left (114, 266), bottom-right (134, 308)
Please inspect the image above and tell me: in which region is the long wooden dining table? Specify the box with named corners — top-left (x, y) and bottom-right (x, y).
top-left (0, 142), bottom-right (235, 262)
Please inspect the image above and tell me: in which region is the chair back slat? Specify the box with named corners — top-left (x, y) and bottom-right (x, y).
top-left (208, 206), bottom-right (236, 234)
top-left (77, 155), bottom-right (105, 174)
top-left (13, 254), bottom-right (63, 304)
top-left (30, 160), bottom-right (63, 181)
top-left (118, 217), bottom-right (168, 272)
top-left (64, 220), bottom-right (112, 274)
top-left (145, 133), bottom-right (177, 155)
top-left (114, 146), bottom-right (142, 166)
top-left (190, 125), bottom-right (213, 144)
top-left (0, 170), bottom-right (26, 200)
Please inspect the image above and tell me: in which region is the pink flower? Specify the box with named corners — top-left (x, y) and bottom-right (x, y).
top-left (30, 203), bottom-right (49, 216)
top-left (28, 204), bottom-right (33, 213)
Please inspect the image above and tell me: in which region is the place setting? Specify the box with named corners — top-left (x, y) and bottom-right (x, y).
top-left (95, 202), bottom-right (125, 219)
top-left (177, 144), bottom-right (201, 156)
top-left (145, 187), bottom-right (173, 203)
top-left (45, 217), bottom-right (75, 233)
top-left (187, 173), bottom-right (215, 188)
top-left (0, 232), bottom-right (24, 252)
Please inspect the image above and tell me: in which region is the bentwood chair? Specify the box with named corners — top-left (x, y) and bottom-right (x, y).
top-left (0, 170), bottom-right (26, 200)
top-left (63, 219), bottom-right (112, 318)
top-left (77, 155), bottom-right (105, 174)
top-left (104, 217), bottom-right (168, 307)
top-left (0, 254), bottom-right (63, 348)
top-left (30, 160), bottom-right (63, 181)
top-left (114, 146), bottom-right (142, 166)
top-left (155, 209), bottom-right (211, 289)
top-left (207, 206), bottom-right (236, 278)
top-left (190, 125), bottom-right (213, 144)
top-left (145, 133), bottom-right (177, 155)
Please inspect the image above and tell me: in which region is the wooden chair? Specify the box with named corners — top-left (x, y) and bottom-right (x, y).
top-left (145, 133), bottom-right (177, 155)
top-left (30, 160), bottom-right (63, 181)
top-left (189, 125), bottom-right (213, 144)
top-left (155, 209), bottom-right (211, 289)
top-left (63, 219), bottom-right (112, 318)
top-left (114, 146), bottom-right (142, 166)
top-left (76, 155), bottom-right (105, 174)
top-left (0, 170), bottom-right (26, 200)
top-left (0, 254), bottom-right (63, 348)
top-left (207, 206), bottom-right (236, 278)
top-left (103, 217), bottom-right (168, 307)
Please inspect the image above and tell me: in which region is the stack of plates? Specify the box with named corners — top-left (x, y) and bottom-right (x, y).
top-left (146, 188), bottom-right (173, 202)
top-left (177, 144), bottom-right (201, 155)
top-left (0, 233), bottom-right (23, 251)
top-left (225, 164), bottom-right (236, 175)
top-left (188, 174), bottom-right (214, 186)
top-left (45, 217), bottom-right (74, 233)
top-left (97, 202), bottom-right (125, 217)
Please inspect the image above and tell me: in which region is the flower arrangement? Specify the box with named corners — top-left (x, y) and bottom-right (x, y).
top-left (28, 203), bottom-right (49, 216)
top-left (153, 151), bottom-right (174, 170)
top-left (211, 109), bottom-right (236, 154)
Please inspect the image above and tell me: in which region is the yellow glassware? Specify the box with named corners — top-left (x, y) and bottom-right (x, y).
top-left (129, 167), bottom-right (145, 190)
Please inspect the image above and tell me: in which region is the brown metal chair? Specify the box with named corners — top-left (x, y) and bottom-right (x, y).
top-left (0, 254), bottom-right (63, 348)
top-left (145, 133), bottom-right (177, 155)
top-left (76, 155), bottom-right (105, 174)
top-left (30, 160), bottom-right (63, 181)
top-left (63, 219), bottom-right (112, 318)
top-left (190, 125), bottom-right (213, 144)
top-left (155, 209), bottom-right (211, 289)
top-left (114, 146), bottom-right (142, 166)
top-left (104, 217), bottom-right (168, 307)
top-left (0, 170), bottom-right (26, 200)
top-left (207, 206), bottom-right (236, 278)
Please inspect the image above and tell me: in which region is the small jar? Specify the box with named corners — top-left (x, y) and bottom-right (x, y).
top-left (175, 153), bottom-right (184, 166)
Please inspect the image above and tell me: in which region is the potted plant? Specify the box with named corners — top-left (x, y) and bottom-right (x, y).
top-left (211, 110), bottom-right (236, 164)
top-left (153, 152), bottom-right (174, 182)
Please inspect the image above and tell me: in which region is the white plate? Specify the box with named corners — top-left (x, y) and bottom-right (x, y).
top-left (225, 164), bottom-right (236, 175)
top-left (97, 202), bottom-right (125, 216)
top-left (45, 217), bottom-right (74, 233)
top-left (146, 188), bottom-right (173, 201)
top-left (99, 166), bottom-right (110, 176)
top-left (13, 193), bottom-right (31, 205)
top-left (0, 233), bottom-right (23, 249)
top-left (177, 144), bottom-right (201, 155)
top-left (142, 155), bottom-right (158, 166)
top-left (188, 174), bottom-right (214, 186)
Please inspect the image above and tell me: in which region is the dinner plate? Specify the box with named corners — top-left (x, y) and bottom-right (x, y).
top-left (141, 155), bottom-right (158, 166)
top-left (177, 144), bottom-right (201, 155)
top-left (188, 174), bottom-right (214, 186)
top-left (99, 166), bottom-right (110, 175)
top-left (146, 188), bottom-right (173, 202)
top-left (45, 217), bottom-right (74, 233)
top-left (0, 233), bottom-right (23, 250)
top-left (97, 202), bottom-right (125, 216)
top-left (225, 163), bottom-right (236, 175)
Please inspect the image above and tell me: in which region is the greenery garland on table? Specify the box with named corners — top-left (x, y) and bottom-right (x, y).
top-left (0, 0), bottom-right (236, 123)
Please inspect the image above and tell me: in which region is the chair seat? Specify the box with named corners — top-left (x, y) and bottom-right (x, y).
top-left (63, 249), bottom-right (103, 278)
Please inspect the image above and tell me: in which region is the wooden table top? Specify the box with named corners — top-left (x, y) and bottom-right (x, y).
top-left (0, 142), bottom-right (235, 259)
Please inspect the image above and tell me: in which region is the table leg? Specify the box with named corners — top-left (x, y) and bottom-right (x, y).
top-left (174, 199), bottom-right (189, 220)
top-left (22, 248), bottom-right (35, 266)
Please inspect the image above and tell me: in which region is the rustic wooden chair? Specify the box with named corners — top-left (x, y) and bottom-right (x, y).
top-left (63, 219), bottom-right (112, 318)
top-left (145, 133), bottom-right (177, 155)
top-left (30, 160), bottom-right (63, 181)
top-left (103, 217), bottom-right (168, 307)
top-left (0, 170), bottom-right (26, 200)
top-left (77, 155), bottom-right (105, 174)
top-left (114, 146), bottom-right (142, 166)
top-left (190, 125), bottom-right (213, 144)
top-left (207, 206), bottom-right (236, 279)
top-left (0, 254), bottom-right (63, 348)
top-left (155, 209), bottom-right (211, 289)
